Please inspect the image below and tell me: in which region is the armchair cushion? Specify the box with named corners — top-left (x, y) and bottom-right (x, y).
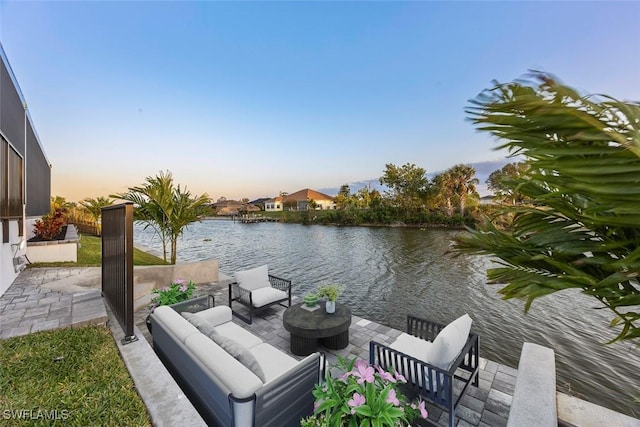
top-left (243, 287), bottom-right (288, 308)
top-left (235, 265), bottom-right (271, 291)
top-left (429, 313), bottom-right (472, 369)
top-left (390, 332), bottom-right (433, 361)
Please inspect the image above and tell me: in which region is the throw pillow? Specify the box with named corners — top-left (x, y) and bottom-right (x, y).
top-left (210, 334), bottom-right (267, 382)
top-left (182, 312), bottom-right (218, 338)
top-left (235, 265), bottom-right (271, 291)
top-left (428, 314), bottom-right (473, 370)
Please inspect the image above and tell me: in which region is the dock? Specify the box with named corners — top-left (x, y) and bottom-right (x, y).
top-left (237, 214), bottom-right (279, 223)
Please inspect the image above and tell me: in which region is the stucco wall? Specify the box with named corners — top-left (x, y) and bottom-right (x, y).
top-left (0, 219), bottom-right (21, 297)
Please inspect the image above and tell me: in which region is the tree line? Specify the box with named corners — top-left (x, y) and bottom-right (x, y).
top-left (315, 162), bottom-right (481, 227)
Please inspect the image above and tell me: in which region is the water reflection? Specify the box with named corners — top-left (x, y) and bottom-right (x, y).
top-left (135, 219), bottom-right (640, 417)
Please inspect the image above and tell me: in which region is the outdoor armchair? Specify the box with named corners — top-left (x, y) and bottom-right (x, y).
top-left (369, 314), bottom-right (479, 427)
top-left (228, 264), bottom-right (292, 324)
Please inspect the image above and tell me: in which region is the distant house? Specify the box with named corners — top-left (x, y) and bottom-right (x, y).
top-left (266, 189), bottom-right (335, 212)
top-left (212, 199), bottom-right (260, 216)
top-left (0, 46), bottom-right (51, 297)
top-left (264, 196), bottom-right (283, 212)
top-left (249, 198), bottom-right (270, 210)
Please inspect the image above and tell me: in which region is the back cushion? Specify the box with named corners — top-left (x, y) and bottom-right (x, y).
top-left (182, 312), bottom-right (218, 338)
top-left (210, 334), bottom-right (267, 382)
top-left (428, 314), bottom-right (472, 370)
top-left (185, 334), bottom-right (263, 399)
top-left (235, 265), bottom-right (271, 291)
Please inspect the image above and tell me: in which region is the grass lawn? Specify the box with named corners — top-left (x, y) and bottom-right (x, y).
top-left (28, 234), bottom-right (167, 268)
top-left (0, 325), bottom-right (151, 426)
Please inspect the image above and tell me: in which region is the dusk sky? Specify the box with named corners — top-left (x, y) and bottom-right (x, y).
top-left (1, 1), bottom-right (639, 202)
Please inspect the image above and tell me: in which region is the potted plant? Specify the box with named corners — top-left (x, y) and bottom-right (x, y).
top-left (303, 293), bottom-right (319, 308)
top-left (301, 357), bottom-right (428, 426)
top-left (316, 284), bottom-right (342, 314)
top-left (146, 278), bottom-right (196, 333)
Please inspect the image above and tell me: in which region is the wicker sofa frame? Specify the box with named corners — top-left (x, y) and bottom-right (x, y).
top-left (369, 315), bottom-right (479, 427)
top-left (228, 274), bottom-right (292, 324)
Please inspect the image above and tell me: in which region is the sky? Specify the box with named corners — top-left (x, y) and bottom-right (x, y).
top-left (1, 1), bottom-right (639, 202)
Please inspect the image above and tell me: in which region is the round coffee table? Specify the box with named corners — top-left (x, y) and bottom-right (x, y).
top-left (283, 302), bottom-right (352, 356)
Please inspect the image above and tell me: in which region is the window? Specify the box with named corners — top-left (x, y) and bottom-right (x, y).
top-left (1, 136), bottom-right (23, 218)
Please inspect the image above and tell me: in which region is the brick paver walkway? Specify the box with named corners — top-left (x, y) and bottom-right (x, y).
top-left (0, 268), bottom-right (106, 339)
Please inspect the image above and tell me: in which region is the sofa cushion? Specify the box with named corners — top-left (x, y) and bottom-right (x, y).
top-left (429, 314), bottom-right (473, 370)
top-left (235, 265), bottom-right (271, 291)
top-left (192, 305), bottom-right (232, 327)
top-left (390, 333), bottom-right (433, 361)
top-left (152, 305), bottom-right (199, 343)
top-left (214, 322), bottom-right (263, 349)
top-left (182, 312), bottom-right (218, 338)
top-left (210, 334), bottom-right (267, 382)
top-left (249, 343), bottom-right (299, 383)
top-left (184, 333), bottom-right (263, 399)
top-left (242, 287), bottom-right (288, 308)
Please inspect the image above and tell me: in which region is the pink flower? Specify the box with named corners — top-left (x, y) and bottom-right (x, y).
top-left (411, 400), bottom-right (428, 419)
top-left (376, 366), bottom-right (396, 382)
top-left (347, 392), bottom-right (366, 414)
top-left (338, 371), bottom-right (351, 382)
top-left (386, 388), bottom-right (400, 406)
top-left (352, 362), bottom-right (375, 384)
top-left (179, 284), bottom-right (189, 292)
top-left (174, 278), bottom-right (186, 285)
top-left (394, 371), bottom-right (407, 383)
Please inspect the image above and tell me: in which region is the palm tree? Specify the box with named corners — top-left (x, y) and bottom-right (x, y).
top-left (452, 71), bottom-right (640, 342)
top-left (432, 173), bottom-right (455, 216)
top-left (79, 196), bottom-right (114, 222)
top-left (165, 185), bottom-right (211, 264)
top-left (448, 164), bottom-right (479, 215)
top-left (113, 171), bottom-right (211, 264)
top-left (432, 164), bottom-right (479, 216)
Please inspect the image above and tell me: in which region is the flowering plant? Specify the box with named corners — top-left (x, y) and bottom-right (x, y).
top-left (149, 279), bottom-right (196, 310)
top-left (302, 357), bottom-right (428, 426)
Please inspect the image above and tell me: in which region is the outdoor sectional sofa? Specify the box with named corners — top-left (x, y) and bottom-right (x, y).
top-left (151, 303), bottom-right (322, 427)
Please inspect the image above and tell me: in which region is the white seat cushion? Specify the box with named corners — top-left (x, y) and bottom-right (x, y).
top-left (249, 343), bottom-right (299, 383)
top-left (428, 314), bottom-right (473, 370)
top-left (246, 287), bottom-right (288, 308)
top-left (214, 322), bottom-right (263, 349)
top-left (389, 332), bottom-right (433, 361)
top-left (235, 265), bottom-right (271, 291)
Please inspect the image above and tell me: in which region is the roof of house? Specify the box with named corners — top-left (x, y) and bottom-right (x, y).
top-left (211, 200), bottom-right (244, 208)
top-left (282, 188), bottom-right (334, 202)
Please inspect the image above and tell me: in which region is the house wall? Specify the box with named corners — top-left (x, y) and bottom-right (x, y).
top-left (265, 202), bottom-right (282, 212)
top-left (315, 199), bottom-right (335, 210)
top-left (0, 219), bottom-right (20, 297)
top-left (0, 45), bottom-right (51, 298)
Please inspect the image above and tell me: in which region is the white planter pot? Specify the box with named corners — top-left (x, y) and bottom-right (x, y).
top-left (326, 300), bottom-right (336, 314)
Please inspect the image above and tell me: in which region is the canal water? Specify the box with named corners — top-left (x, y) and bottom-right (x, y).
top-left (134, 219), bottom-right (640, 417)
